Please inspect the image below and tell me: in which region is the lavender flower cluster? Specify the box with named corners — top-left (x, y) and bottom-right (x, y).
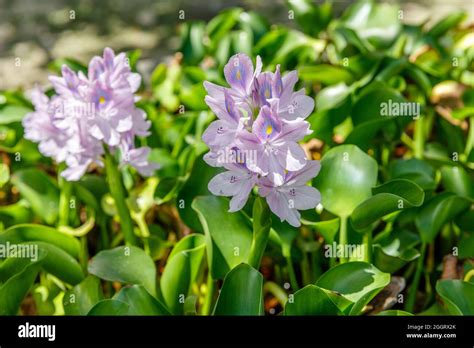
top-left (23, 48), bottom-right (158, 181)
top-left (202, 53), bottom-right (321, 227)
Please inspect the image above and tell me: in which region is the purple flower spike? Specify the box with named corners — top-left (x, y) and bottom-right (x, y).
top-left (203, 53), bottom-right (320, 226)
top-left (23, 48), bottom-right (157, 181)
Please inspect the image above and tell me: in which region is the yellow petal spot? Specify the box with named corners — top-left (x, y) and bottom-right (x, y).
top-left (99, 96), bottom-right (106, 104)
top-left (236, 70), bottom-right (241, 80)
top-left (264, 89), bottom-right (270, 98)
top-left (266, 125), bottom-right (273, 135)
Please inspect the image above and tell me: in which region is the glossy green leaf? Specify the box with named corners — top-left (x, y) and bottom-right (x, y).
top-left (192, 196), bottom-right (253, 279)
top-left (440, 166), bottom-right (474, 200)
top-left (29, 241), bottom-right (84, 285)
top-left (0, 224), bottom-right (81, 258)
top-left (160, 234), bottom-right (206, 314)
top-left (113, 285), bottom-right (171, 315)
top-left (88, 246), bottom-right (157, 296)
top-left (284, 285), bottom-right (342, 315)
top-left (351, 179), bottom-right (424, 230)
top-left (63, 276), bottom-right (104, 315)
top-left (299, 65), bottom-right (353, 85)
top-left (0, 248), bottom-right (46, 315)
top-left (340, 0), bottom-right (401, 48)
top-left (87, 300), bottom-right (130, 316)
top-left (213, 263), bottom-right (263, 315)
top-left (373, 229), bottom-right (420, 273)
top-left (377, 310), bottom-right (413, 316)
top-left (415, 193), bottom-right (472, 244)
top-left (316, 262), bottom-right (391, 315)
top-left (11, 168), bottom-right (59, 225)
top-left (313, 145), bottom-right (378, 218)
top-left (436, 280), bottom-right (474, 315)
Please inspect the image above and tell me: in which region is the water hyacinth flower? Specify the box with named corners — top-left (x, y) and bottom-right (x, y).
top-left (202, 53), bottom-right (320, 227)
top-left (23, 48), bottom-right (158, 181)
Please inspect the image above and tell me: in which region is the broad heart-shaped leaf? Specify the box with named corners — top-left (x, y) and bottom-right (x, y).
top-left (26, 241), bottom-right (84, 285)
top-left (178, 156), bottom-right (224, 231)
top-left (192, 196), bottom-right (253, 279)
top-left (373, 229), bottom-right (420, 273)
top-left (299, 64), bottom-right (353, 85)
top-left (415, 193), bottom-right (472, 244)
top-left (87, 300), bottom-right (130, 316)
top-left (160, 234), bottom-right (206, 314)
top-left (284, 285), bottom-right (342, 315)
top-left (213, 263), bottom-right (264, 315)
top-left (436, 280), bottom-right (474, 315)
top-left (0, 248), bottom-right (46, 315)
top-left (113, 285), bottom-right (171, 315)
top-left (63, 276), bottom-right (104, 315)
top-left (351, 179), bottom-right (424, 230)
top-left (11, 168), bottom-right (59, 225)
top-left (440, 165), bottom-right (474, 200)
top-left (313, 145), bottom-right (378, 218)
top-left (316, 262), bottom-right (390, 315)
top-left (88, 246), bottom-right (157, 296)
top-left (0, 224), bottom-right (81, 258)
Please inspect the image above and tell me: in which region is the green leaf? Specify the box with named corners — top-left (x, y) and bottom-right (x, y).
top-left (389, 159), bottom-right (436, 191)
top-left (377, 310), bottom-right (413, 316)
top-left (30, 241), bottom-right (84, 285)
top-left (0, 105), bottom-right (31, 124)
top-left (436, 280), bottom-right (474, 315)
top-left (373, 229), bottom-right (420, 273)
top-left (351, 179), bottom-right (424, 230)
top-left (88, 246), bottom-right (157, 296)
top-left (340, 0), bottom-right (401, 48)
top-left (87, 299), bottom-right (130, 316)
top-left (178, 156), bottom-right (223, 231)
top-left (113, 285), bottom-right (171, 315)
top-left (284, 285), bottom-right (342, 315)
top-left (0, 163), bottom-right (10, 188)
top-left (415, 193), bottom-right (472, 244)
top-left (63, 276), bottom-right (104, 315)
top-left (0, 201), bottom-right (32, 228)
top-left (160, 234), bottom-right (206, 314)
top-left (0, 224), bottom-right (81, 258)
top-left (313, 145), bottom-right (378, 218)
top-left (11, 168), bottom-right (59, 225)
top-left (299, 64), bottom-right (353, 85)
top-left (440, 166), bottom-right (474, 200)
top-left (0, 248), bottom-right (46, 315)
top-left (316, 262), bottom-right (391, 315)
top-left (428, 12), bottom-right (467, 38)
top-left (192, 196), bottom-right (253, 279)
top-left (213, 263), bottom-right (263, 315)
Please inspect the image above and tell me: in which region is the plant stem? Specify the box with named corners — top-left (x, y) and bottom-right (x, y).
top-left (363, 230), bottom-right (372, 263)
top-left (58, 168), bottom-right (72, 227)
top-left (405, 242), bottom-right (426, 312)
top-left (248, 197), bottom-right (272, 269)
top-left (201, 273), bottom-right (215, 315)
top-left (464, 116), bottom-right (474, 157)
top-left (286, 257), bottom-right (299, 291)
top-left (339, 216), bottom-right (348, 263)
top-left (263, 281), bottom-right (288, 306)
top-left (104, 151), bottom-right (137, 246)
top-left (413, 116), bottom-right (424, 159)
